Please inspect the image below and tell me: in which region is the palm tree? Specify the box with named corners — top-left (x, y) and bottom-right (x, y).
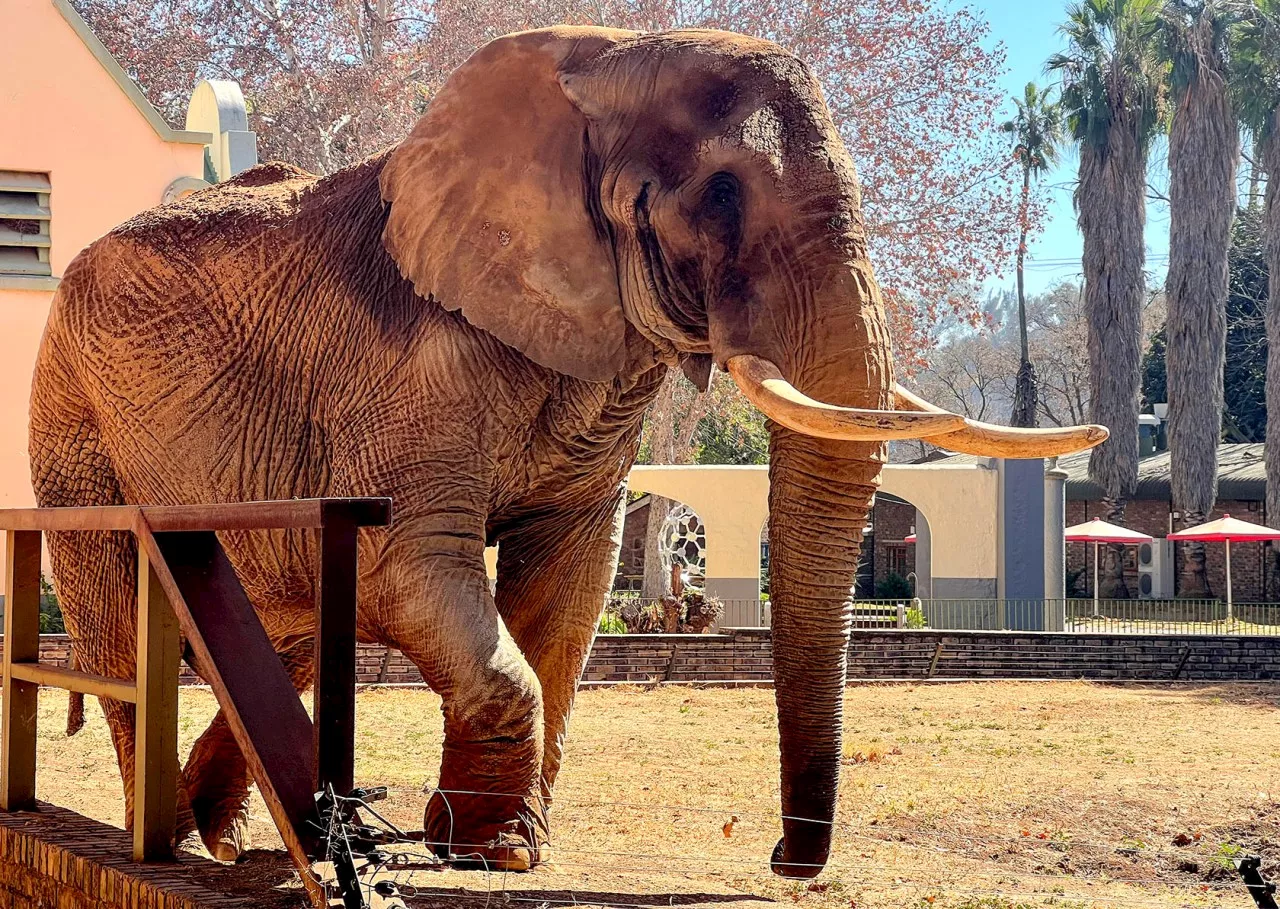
top-left (1233, 0), bottom-right (1280, 589)
top-left (1049, 0), bottom-right (1167, 598)
top-left (1159, 0), bottom-right (1238, 598)
top-left (1000, 83), bottom-right (1064, 429)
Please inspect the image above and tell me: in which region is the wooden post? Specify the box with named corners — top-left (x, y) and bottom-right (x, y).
top-left (2, 530), bottom-right (41, 811)
top-left (314, 516), bottom-right (358, 797)
top-left (134, 547), bottom-right (180, 861)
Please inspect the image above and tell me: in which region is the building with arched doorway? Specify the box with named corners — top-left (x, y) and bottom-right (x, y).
top-left (619, 459), bottom-right (1068, 628)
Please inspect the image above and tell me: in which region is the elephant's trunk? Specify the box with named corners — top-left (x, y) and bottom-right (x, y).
top-left (765, 427), bottom-right (881, 877)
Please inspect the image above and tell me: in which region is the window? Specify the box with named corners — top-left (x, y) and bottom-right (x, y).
top-left (0, 171), bottom-right (52, 280)
top-left (884, 543), bottom-right (909, 578)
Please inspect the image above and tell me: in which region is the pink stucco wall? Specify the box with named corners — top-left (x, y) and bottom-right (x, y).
top-left (0, 0), bottom-right (206, 508)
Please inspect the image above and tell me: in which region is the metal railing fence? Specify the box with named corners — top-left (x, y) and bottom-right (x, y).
top-left (604, 592), bottom-right (1280, 635)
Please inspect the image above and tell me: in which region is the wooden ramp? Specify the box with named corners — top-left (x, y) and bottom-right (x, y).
top-left (1, 498), bottom-right (392, 909)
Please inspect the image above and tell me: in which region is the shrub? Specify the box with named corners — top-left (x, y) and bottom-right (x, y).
top-left (875, 572), bottom-right (913, 600)
top-left (904, 604), bottom-right (927, 629)
top-left (1066, 567), bottom-right (1087, 598)
top-left (597, 611), bottom-right (627, 634)
top-left (38, 573), bottom-right (64, 634)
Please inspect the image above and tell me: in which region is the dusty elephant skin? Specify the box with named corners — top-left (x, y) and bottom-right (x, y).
top-left (29, 27), bottom-right (1104, 878)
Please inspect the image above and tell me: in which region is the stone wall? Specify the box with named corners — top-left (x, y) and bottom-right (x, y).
top-left (14, 630), bottom-right (1280, 687)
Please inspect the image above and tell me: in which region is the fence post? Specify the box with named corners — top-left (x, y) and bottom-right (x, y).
top-left (134, 547), bottom-right (181, 861)
top-left (1, 531), bottom-right (41, 811)
top-left (314, 515), bottom-right (358, 797)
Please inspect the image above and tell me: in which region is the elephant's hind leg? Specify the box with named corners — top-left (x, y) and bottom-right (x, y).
top-left (183, 637), bottom-right (315, 861)
top-left (29, 357), bottom-right (196, 842)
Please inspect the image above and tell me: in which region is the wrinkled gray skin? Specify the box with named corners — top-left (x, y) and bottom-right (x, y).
top-left (30, 27), bottom-right (889, 876)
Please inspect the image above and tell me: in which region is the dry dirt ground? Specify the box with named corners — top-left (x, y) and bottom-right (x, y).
top-left (23, 681), bottom-right (1280, 909)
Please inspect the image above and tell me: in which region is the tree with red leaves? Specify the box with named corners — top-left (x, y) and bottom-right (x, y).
top-left (76, 0), bottom-right (1029, 356)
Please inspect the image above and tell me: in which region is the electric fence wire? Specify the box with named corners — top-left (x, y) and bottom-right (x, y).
top-left (304, 785), bottom-right (1250, 909)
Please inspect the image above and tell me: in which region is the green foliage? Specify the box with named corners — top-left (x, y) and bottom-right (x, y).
top-left (1158, 0), bottom-right (1237, 101)
top-left (597, 611), bottom-right (627, 635)
top-left (38, 573), bottom-right (64, 634)
top-left (1000, 81), bottom-right (1063, 178)
top-left (876, 572), bottom-right (914, 599)
top-left (904, 605), bottom-right (927, 629)
top-left (1231, 0), bottom-right (1280, 139)
top-left (1140, 326), bottom-right (1167, 411)
top-left (1214, 841), bottom-right (1245, 871)
top-left (1048, 0), bottom-right (1168, 153)
top-left (1141, 207), bottom-right (1268, 442)
top-left (1224, 206), bottom-right (1268, 442)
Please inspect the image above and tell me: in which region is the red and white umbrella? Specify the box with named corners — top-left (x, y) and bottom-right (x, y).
top-left (1168, 514), bottom-right (1280, 617)
top-left (1065, 519), bottom-right (1153, 614)
top-left (903, 533), bottom-right (917, 544)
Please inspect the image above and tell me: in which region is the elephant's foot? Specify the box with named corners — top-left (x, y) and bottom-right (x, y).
top-left (191, 795), bottom-right (251, 863)
top-left (424, 789), bottom-right (548, 872)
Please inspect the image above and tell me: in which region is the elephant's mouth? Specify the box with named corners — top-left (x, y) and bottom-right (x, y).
top-left (725, 353), bottom-right (1108, 457)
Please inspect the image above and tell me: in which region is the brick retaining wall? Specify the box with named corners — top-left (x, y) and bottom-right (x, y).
top-left (14, 630), bottom-right (1280, 685)
top-left (0, 803), bottom-right (254, 908)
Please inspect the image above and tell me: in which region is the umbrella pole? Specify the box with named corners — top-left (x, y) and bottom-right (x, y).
top-left (1093, 541), bottom-right (1099, 617)
top-left (1226, 541), bottom-right (1233, 624)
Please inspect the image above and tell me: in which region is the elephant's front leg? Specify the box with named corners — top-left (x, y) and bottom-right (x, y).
top-left (376, 514), bottom-right (545, 871)
top-left (496, 492), bottom-right (627, 802)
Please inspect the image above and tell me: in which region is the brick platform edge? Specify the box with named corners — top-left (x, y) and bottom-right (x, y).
top-left (0, 803), bottom-right (252, 908)
top-left (13, 630), bottom-right (1280, 685)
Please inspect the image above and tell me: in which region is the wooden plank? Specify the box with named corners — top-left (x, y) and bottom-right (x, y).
top-left (137, 528), bottom-right (325, 906)
top-left (133, 549), bottom-right (181, 861)
top-left (0, 498), bottom-right (391, 533)
top-left (313, 520), bottom-right (358, 796)
top-left (8, 663), bottom-right (136, 703)
top-left (2, 531), bottom-right (41, 811)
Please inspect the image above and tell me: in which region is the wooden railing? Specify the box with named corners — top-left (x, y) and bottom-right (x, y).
top-left (0, 498), bottom-right (391, 907)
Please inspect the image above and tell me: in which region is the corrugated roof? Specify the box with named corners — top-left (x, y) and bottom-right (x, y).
top-left (925, 443), bottom-right (1266, 502)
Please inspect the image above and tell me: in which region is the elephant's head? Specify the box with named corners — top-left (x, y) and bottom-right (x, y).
top-left (381, 27), bottom-right (1107, 877)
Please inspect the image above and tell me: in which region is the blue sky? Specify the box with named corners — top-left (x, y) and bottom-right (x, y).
top-left (978, 0), bottom-right (1170, 296)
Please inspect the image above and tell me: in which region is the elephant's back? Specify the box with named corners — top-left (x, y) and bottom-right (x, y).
top-left (34, 159), bottom-right (391, 507)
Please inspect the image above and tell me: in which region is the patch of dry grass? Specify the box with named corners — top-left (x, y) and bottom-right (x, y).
top-left (23, 681), bottom-right (1280, 908)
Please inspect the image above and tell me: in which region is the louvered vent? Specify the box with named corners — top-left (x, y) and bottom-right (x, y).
top-left (0, 171), bottom-right (51, 278)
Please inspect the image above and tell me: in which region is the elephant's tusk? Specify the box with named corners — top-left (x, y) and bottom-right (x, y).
top-left (725, 355), bottom-right (966, 442)
top-left (893, 383), bottom-right (1109, 458)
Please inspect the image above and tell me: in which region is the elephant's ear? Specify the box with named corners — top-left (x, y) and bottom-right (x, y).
top-left (381, 27), bottom-right (635, 382)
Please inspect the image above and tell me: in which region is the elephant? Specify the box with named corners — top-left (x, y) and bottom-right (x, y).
top-left (28, 26), bottom-right (1106, 877)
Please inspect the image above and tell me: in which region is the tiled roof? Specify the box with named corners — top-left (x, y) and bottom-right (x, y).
top-left (928, 443), bottom-right (1266, 502)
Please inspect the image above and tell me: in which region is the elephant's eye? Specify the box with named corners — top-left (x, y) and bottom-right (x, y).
top-left (699, 172), bottom-right (742, 248)
top-left (701, 172), bottom-right (741, 218)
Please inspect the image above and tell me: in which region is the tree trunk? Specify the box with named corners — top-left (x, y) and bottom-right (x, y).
top-left (1263, 118), bottom-right (1280, 598)
top-left (1078, 117), bottom-right (1146, 597)
top-left (1165, 16), bottom-right (1234, 601)
top-left (1011, 167), bottom-right (1038, 428)
top-left (641, 495), bottom-right (673, 599)
top-left (1098, 495), bottom-right (1131, 598)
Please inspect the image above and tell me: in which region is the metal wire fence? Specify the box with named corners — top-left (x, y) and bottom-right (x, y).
top-left (310, 783), bottom-right (1251, 909)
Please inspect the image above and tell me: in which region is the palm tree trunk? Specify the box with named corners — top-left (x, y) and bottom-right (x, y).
top-left (1263, 119), bottom-right (1280, 595)
top-left (1012, 166), bottom-right (1038, 428)
top-left (1078, 128), bottom-right (1145, 597)
top-left (1166, 35), bottom-right (1235, 599)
